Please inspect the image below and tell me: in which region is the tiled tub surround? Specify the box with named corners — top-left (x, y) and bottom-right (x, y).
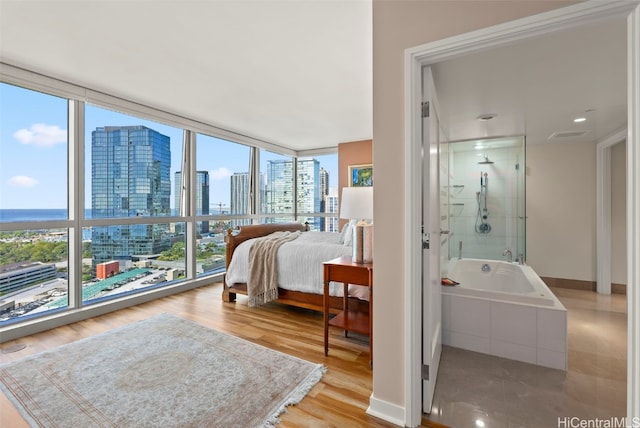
top-left (442, 258), bottom-right (567, 370)
top-left (428, 288), bottom-right (626, 427)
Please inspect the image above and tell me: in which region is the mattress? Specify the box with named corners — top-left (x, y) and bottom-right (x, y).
top-left (225, 231), bottom-right (369, 300)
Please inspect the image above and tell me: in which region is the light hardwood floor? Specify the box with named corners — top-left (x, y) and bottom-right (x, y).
top-left (0, 282), bottom-right (441, 427)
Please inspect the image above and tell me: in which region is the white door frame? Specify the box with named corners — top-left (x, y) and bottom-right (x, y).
top-left (596, 128), bottom-right (627, 295)
top-left (403, 1), bottom-right (640, 425)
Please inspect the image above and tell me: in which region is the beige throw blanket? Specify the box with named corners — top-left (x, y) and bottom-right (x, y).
top-left (248, 231), bottom-right (301, 307)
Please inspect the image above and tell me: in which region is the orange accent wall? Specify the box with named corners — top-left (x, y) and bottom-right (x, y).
top-left (338, 139), bottom-right (372, 227)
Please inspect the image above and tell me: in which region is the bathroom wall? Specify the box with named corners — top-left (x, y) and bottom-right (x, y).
top-left (611, 141), bottom-right (627, 286)
top-left (449, 146), bottom-right (524, 261)
top-left (526, 140), bottom-right (596, 282)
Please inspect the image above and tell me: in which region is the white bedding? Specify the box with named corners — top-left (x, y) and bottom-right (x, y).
top-left (225, 231), bottom-right (370, 300)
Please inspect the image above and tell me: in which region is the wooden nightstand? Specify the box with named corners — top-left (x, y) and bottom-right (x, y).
top-left (323, 256), bottom-right (373, 366)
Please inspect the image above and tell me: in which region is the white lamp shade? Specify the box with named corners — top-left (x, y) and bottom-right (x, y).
top-left (340, 187), bottom-right (373, 220)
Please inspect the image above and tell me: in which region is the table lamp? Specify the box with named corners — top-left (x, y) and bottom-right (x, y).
top-left (340, 186), bottom-right (373, 263)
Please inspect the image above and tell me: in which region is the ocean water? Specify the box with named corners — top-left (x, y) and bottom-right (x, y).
top-left (1, 209), bottom-right (67, 222)
top-left (0, 209), bottom-right (91, 222)
top-left (0, 209), bottom-right (94, 240)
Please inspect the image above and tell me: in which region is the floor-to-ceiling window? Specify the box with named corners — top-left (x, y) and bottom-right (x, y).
top-left (260, 149), bottom-right (295, 224)
top-left (0, 83), bottom-right (71, 321)
top-left (194, 133), bottom-right (252, 277)
top-left (0, 73), bottom-right (338, 335)
top-left (297, 154), bottom-right (338, 232)
top-left (82, 105), bottom-right (187, 304)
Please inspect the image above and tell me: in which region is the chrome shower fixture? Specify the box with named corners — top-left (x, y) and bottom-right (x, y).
top-left (476, 171), bottom-right (491, 234)
top-left (478, 156), bottom-right (494, 165)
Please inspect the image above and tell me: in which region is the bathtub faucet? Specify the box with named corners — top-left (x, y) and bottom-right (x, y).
top-left (502, 249), bottom-right (513, 263)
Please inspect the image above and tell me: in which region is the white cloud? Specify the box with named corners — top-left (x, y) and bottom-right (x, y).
top-left (13, 123), bottom-right (67, 147)
top-left (210, 167), bottom-right (233, 181)
top-left (8, 175), bottom-right (39, 187)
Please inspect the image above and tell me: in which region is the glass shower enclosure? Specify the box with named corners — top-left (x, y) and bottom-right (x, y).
top-left (446, 135), bottom-right (526, 262)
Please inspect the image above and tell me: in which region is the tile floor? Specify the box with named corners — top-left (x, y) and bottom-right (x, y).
top-left (427, 287), bottom-right (627, 428)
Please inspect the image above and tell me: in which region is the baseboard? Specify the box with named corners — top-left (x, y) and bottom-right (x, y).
top-left (611, 282), bottom-right (627, 294)
top-left (366, 394), bottom-right (405, 427)
top-left (541, 276), bottom-right (627, 295)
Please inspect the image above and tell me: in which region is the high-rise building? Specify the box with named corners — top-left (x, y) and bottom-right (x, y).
top-left (265, 160), bottom-right (293, 217)
top-left (325, 187), bottom-right (339, 232)
top-left (319, 167), bottom-right (329, 231)
top-left (174, 171), bottom-right (210, 234)
top-left (230, 172), bottom-right (249, 215)
top-left (320, 167), bottom-right (329, 198)
top-left (230, 172), bottom-right (253, 227)
top-left (91, 126), bottom-right (171, 267)
top-left (265, 158), bottom-right (321, 229)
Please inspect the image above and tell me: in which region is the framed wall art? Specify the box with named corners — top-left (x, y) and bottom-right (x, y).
top-left (348, 164), bottom-right (373, 187)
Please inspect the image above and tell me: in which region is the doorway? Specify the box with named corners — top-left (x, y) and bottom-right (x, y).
top-left (403, 2), bottom-right (640, 426)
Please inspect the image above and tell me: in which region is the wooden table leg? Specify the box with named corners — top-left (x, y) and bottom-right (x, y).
top-left (324, 280), bottom-right (329, 356)
top-left (369, 269), bottom-right (373, 369)
top-left (343, 282), bottom-right (349, 337)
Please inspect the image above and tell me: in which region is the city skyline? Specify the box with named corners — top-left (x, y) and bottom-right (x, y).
top-left (0, 82), bottom-right (338, 211)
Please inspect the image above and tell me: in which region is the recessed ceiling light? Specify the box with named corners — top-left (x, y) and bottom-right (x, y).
top-left (477, 114), bottom-right (497, 121)
top-left (574, 117), bottom-right (586, 123)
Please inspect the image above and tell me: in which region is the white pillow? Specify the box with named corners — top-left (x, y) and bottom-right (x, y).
top-left (342, 219), bottom-right (358, 246)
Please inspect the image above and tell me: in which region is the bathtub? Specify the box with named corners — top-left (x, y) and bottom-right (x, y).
top-left (441, 258), bottom-right (567, 370)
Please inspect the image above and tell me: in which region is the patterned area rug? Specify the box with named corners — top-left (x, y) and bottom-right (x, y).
top-left (0, 314), bottom-right (326, 427)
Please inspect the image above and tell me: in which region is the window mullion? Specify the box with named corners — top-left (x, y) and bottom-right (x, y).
top-left (184, 130), bottom-right (197, 279)
top-left (249, 147), bottom-right (258, 222)
top-left (293, 157), bottom-right (298, 221)
top-left (68, 99), bottom-right (84, 309)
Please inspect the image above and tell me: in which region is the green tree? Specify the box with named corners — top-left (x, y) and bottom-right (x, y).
top-left (0, 241), bottom-right (68, 265)
top-left (82, 242), bottom-right (92, 258)
top-left (157, 241), bottom-right (185, 261)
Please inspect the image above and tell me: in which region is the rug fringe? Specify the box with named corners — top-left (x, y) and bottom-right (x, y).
top-left (261, 363), bottom-right (327, 427)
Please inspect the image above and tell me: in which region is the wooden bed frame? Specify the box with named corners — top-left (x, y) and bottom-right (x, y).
top-left (222, 222), bottom-right (369, 314)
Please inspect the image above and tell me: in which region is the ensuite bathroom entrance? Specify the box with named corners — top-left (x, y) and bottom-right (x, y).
top-left (446, 136), bottom-right (526, 262)
top-left (405, 1), bottom-right (640, 426)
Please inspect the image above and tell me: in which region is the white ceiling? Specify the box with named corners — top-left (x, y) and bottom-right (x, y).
top-left (0, 2), bottom-right (627, 152)
top-left (432, 18), bottom-right (627, 146)
top-left (0, 0), bottom-right (372, 153)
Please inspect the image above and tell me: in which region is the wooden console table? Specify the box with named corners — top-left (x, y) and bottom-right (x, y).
top-left (323, 256), bottom-right (373, 366)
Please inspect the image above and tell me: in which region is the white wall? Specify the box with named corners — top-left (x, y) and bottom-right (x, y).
top-left (611, 141), bottom-right (627, 285)
top-left (449, 138), bottom-right (622, 285)
top-left (526, 141), bottom-right (596, 281)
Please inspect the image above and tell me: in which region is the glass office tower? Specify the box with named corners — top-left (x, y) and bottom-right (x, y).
top-left (91, 126), bottom-right (171, 267)
top-left (174, 171), bottom-right (210, 234)
top-left (265, 158), bottom-right (321, 229)
top-left (230, 172), bottom-right (249, 215)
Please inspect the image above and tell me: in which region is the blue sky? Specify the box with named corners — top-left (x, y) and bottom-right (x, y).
top-left (0, 83), bottom-right (337, 210)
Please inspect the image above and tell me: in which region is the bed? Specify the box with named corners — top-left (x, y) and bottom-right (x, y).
top-left (222, 222), bottom-right (369, 313)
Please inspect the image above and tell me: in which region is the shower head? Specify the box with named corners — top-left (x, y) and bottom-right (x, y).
top-left (478, 156), bottom-right (494, 165)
